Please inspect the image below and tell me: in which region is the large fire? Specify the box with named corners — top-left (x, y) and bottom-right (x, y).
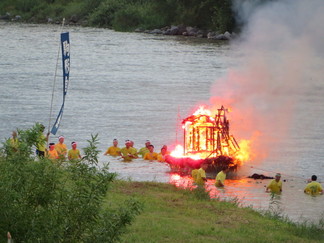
top-left (167, 106), bottom-right (251, 172)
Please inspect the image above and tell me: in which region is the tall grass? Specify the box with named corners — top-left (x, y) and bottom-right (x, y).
top-left (108, 180), bottom-right (324, 243)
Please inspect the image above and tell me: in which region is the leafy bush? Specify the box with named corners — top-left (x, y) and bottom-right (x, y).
top-left (88, 0), bottom-right (126, 27)
top-left (0, 124), bottom-right (142, 242)
top-left (1, 0), bottom-right (238, 32)
top-left (15, 0), bottom-right (42, 12)
top-left (211, 0), bottom-right (236, 32)
top-left (112, 6), bottom-right (142, 31)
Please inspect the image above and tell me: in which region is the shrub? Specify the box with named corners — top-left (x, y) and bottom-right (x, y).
top-left (211, 0), bottom-right (236, 33)
top-left (88, 0), bottom-right (126, 27)
top-left (0, 124), bottom-right (142, 242)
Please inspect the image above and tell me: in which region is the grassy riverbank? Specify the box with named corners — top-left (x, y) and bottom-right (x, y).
top-left (108, 180), bottom-right (324, 243)
top-left (0, 0), bottom-right (235, 32)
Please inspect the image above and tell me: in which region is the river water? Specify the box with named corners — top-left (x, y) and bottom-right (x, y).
top-left (1, 22), bottom-right (324, 224)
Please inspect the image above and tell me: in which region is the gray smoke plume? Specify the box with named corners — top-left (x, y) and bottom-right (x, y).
top-left (210, 0), bottom-right (324, 162)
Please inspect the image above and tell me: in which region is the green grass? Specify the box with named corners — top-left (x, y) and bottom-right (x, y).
top-left (107, 180), bottom-right (324, 243)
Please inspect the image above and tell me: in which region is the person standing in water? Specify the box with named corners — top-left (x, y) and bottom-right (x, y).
top-left (192, 163), bottom-right (208, 186)
top-left (120, 140), bottom-right (138, 162)
top-left (157, 146), bottom-right (167, 162)
top-left (104, 139), bottom-right (121, 156)
top-left (138, 140), bottom-right (151, 157)
top-left (215, 167), bottom-right (229, 188)
top-left (129, 140), bottom-right (138, 157)
top-left (47, 143), bottom-right (59, 160)
top-left (36, 124), bottom-right (49, 158)
top-left (9, 130), bottom-right (19, 152)
top-left (304, 175), bottom-right (323, 195)
top-left (55, 136), bottom-right (68, 159)
top-left (143, 145), bottom-right (158, 161)
top-left (266, 173), bottom-right (282, 194)
top-left (68, 141), bottom-right (82, 161)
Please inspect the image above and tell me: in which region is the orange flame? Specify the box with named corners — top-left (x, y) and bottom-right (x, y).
top-left (170, 144), bottom-right (184, 157)
top-left (233, 140), bottom-right (252, 166)
top-left (170, 144), bottom-right (201, 160)
top-left (193, 106), bottom-right (212, 116)
top-left (170, 105), bottom-right (253, 168)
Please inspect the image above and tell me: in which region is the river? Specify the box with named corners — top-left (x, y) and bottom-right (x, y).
top-left (1, 22), bottom-right (324, 224)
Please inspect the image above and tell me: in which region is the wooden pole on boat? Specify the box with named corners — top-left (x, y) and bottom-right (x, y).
top-left (47, 18), bottom-right (66, 146)
top-left (176, 105), bottom-right (180, 145)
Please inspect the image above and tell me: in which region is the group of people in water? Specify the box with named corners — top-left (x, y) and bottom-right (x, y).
top-left (191, 163), bottom-right (323, 196)
top-left (9, 127), bottom-right (323, 195)
top-left (9, 126), bottom-right (81, 161)
top-left (45, 136), bottom-right (82, 161)
top-left (103, 138), bottom-right (169, 162)
top-left (191, 164), bottom-right (229, 189)
top-left (265, 172), bottom-right (323, 195)
top-left (10, 126), bottom-right (168, 163)
top-left (103, 138), bottom-right (323, 196)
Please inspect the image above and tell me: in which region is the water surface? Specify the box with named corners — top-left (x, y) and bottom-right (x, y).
top-left (1, 22), bottom-right (324, 224)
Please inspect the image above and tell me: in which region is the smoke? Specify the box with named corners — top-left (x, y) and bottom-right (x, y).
top-left (210, 0), bottom-right (324, 162)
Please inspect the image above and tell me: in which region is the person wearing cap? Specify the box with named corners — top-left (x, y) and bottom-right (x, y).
top-left (266, 173), bottom-right (282, 194)
top-left (143, 145), bottom-right (158, 161)
top-left (68, 141), bottom-right (82, 161)
top-left (55, 136), bottom-right (68, 159)
top-left (304, 175), bottom-right (323, 195)
top-left (104, 139), bottom-right (121, 156)
top-left (138, 140), bottom-right (151, 157)
top-left (120, 140), bottom-right (138, 162)
top-left (215, 167), bottom-right (229, 187)
top-left (36, 124), bottom-right (49, 157)
top-left (47, 143), bottom-right (59, 160)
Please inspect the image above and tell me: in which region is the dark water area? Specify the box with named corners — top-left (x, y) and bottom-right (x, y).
top-left (1, 22), bottom-right (324, 224)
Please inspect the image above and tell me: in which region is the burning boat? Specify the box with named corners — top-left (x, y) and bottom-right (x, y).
top-left (165, 106), bottom-right (247, 175)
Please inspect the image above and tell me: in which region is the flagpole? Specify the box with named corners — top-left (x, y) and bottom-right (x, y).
top-left (47, 18), bottom-right (66, 146)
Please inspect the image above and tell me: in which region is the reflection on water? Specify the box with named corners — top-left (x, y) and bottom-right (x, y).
top-left (169, 172), bottom-right (324, 224)
top-left (101, 153), bottom-right (324, 224)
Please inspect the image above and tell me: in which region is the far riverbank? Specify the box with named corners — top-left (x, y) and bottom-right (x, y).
top-left (0, 0), bottom-right (237, 40)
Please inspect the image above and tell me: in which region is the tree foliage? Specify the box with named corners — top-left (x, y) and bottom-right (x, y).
top-left (0, 124), bottom-right (142, 242)
top-left (0, 0), bottom-right (238, 32)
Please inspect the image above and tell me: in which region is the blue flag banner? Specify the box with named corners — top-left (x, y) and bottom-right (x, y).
top-left (61, 32), bottom-right (70, 96)
top-left (51, 104), bottom-right (64, 135)
top-left (51, 32), bottom-right (70, 135)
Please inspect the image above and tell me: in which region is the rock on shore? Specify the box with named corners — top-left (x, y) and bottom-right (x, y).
top-left (136, 25), bottom-right (236, 40)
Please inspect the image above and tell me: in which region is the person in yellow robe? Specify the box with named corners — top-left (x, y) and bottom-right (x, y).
top-left (193, 163), bottom-right (208, 186)
top-left (161, 145), bottom-right (170, 155)
top-left (36, 124), bottom-right (49, 157)
top-left (304, 175), bottom-right (323, 195)
top-left (104, 139), bottom-right (121, 156)
top-left (55, 136), bottom-right (67, 159)
top-left (10, 130), bottom-right (19, 152)
top-left (143, 145), bottom-right (158, 161)
top-left (68, 141), bottom-right (82, 160)
top-left (130, 140), bottom-right (138, 157)
top-left (266, 173), bottom-right (282, 194)
top-left (120, 140), bottom-right (138, 162)
top-left (215, 168), bottom-right (229, 187)
top-left (47, 143), bottom-right (59, 160)
top-left (138, 140), bottom-right (151, 157)
top-left (157, 146), bottom-right (167, 162)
